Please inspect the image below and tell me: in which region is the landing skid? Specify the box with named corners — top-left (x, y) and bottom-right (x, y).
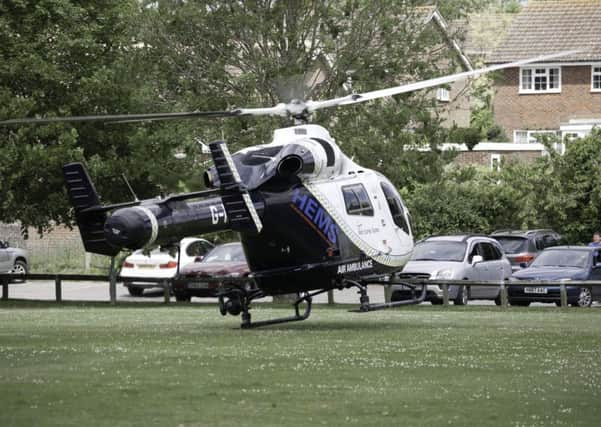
top-left (345, 275), bottom-right (427, 312)
top-left (217, 288), bottom-right (330, 329)
top-left (216, 275), bottom-right (426, 328)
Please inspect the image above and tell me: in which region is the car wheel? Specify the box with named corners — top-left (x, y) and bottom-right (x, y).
top-left (453, 285), bottom-right (468, 306)
top-left (572, 288), bottom-right (592, 308)
top-left (10, 260), bottom-right (28, 282)
top-left (494, 295), bottom-right (502, 306)
top-left (127, 286), bottom-right (144, 297)
top-left (555, 301), bottom-right (563, 307)
top-left (175, 293), bottom-right (191, 302)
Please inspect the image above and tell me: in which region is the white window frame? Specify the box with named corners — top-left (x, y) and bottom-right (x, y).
top-left (592, 64), bottom-right (601, 92)
top-left (436, 87), bottom-right (450, 102)
top-left (513, 130), bottom-right (559, 144)
top-left (490, 153), bottom-right (501, 171)
top-left (519, 66), bottom-right (561, 94)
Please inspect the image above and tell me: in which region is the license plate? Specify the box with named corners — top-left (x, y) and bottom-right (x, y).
top-left (188, 282), bottom-right (208, 289)
top-left (524, 287), bottom-right (548, 294)
top-left (137, 265), bottom-right (156, 269)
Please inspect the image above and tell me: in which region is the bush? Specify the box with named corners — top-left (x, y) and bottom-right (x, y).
top-left (449, 127), bottom-right (482, 150)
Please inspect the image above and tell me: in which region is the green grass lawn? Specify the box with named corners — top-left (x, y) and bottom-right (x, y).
top-left (1, 302), bottom-right (600, 426)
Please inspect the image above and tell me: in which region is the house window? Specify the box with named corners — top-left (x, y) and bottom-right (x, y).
top-left (513, 130), bottom-right (559, 144)
top-left (592, 66), bottom-right (601, 91)
top-left (436, 87), bottom-right (450, 102)
top-left (490, 154), bottom-right (501, 171)
top-left (520, 67), bottom-right (561, 94)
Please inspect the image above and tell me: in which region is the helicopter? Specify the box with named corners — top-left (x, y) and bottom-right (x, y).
top-left (1, 50), bottom-right (575, 328)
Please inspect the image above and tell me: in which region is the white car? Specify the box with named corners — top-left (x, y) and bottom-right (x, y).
top-left (392, 235), bottom-right (513, 305)
top-left (120, 237), bottom-right (214, 296)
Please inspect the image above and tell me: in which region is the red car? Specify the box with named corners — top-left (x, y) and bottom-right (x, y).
top-left (172, 242), bottom-right (252, 301)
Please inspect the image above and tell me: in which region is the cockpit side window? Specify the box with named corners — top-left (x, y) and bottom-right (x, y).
top-left (380, 182), bottom-right (411, 235)
top-left (342, 184), bottom-right (374, 216)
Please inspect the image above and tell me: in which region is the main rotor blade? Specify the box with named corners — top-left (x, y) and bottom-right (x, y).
top-left (306, 50), bottom-right (580, 112)
top-left (0, 104), bottom-right (288, 126)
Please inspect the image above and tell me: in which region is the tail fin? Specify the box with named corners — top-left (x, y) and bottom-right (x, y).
top-left (63, 163), bottom-right (120, 256)
top-left (209, 141), bottom-right (263, 233)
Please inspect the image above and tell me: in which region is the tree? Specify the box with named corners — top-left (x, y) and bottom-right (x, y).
top-left (0, 0), bottom-right (199, 233)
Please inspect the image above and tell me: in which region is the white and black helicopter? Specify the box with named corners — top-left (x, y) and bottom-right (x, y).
top-left (1, 51), bottom-right (574, 328)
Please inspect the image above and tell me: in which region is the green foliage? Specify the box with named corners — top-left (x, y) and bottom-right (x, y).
top-left (404, 130), bottom-right (601, 244)
top-left (448, 126), bottom-right (482, 150)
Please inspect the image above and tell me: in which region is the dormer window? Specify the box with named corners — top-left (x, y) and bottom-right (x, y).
top-left (520, 67), bottom-right (561, 94)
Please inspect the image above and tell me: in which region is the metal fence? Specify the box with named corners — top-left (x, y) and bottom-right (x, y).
top-left (2, 274), bottom-right (601, 309)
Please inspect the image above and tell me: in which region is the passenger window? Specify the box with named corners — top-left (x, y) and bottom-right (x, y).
top-left (342, 184), bottom-right (374, 216)
top-left (481, 243), bottom-right (500, 261)
top-left (535, 237), bottom-right (545, 251)
top-left (543, 235), bottom-right (557, 248)
top-left (380, 182), bottom-right (411, 234)
top-left (186, 241), bottom-right (209, 257)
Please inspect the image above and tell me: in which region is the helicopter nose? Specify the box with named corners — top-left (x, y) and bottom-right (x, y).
top-left (104, 207), bottom-right (154, 250)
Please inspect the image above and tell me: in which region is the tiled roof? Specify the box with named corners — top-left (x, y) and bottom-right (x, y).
top-left (461, 12), bottom-right (517, 58)
top-left (488, 0), bottom-right (601, 63)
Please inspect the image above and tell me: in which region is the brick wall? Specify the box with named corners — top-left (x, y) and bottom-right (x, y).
top-left (493, 66), bottom-right (601, 139)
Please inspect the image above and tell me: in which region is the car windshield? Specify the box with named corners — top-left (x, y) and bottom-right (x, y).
top-left (530, 250), bottom-right (589, 268)
top-left (411, 241), bottom-right (466, 262)
top-left (203, 244), bottom-right (245, 263)
top-left (495, 237), bottom-right (529, 254)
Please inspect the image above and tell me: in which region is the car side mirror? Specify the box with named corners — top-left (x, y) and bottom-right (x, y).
top-left (519, 262), bottom-right (528, 268)
top-left (194, 255), bottom-right (204, 262)
top-left (472, 255), bottom-right (483, 265)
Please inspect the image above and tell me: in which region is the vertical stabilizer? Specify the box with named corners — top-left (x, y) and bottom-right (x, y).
top-left (63, 163), bottom-right (120, 256)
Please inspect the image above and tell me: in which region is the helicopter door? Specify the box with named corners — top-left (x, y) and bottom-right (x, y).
top-left (379, 181), bottom-right (412, 241)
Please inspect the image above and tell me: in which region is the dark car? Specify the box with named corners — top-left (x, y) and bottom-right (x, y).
top-left (491, 229), bottom-right (561, 272)
top-left (171, 242), bottom-right (252, 301)
top-left (509, 246), bottom-right (601, 307)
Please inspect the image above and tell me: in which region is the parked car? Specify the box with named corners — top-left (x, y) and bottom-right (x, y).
top-left (490, 229), bottom-right (561, 272)
top-left (509, 246), bottom-right (601, 307)
top-left (171, 242), bottom-right (252, 302)
top-left (0, 240), bottom-right (29, 281)
top-left (392, 235), bottom-right (512, 305)
top-left (120, 237), bottom-right (213, 296)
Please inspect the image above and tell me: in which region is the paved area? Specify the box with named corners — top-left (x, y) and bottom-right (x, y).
top-left (1, 280), bottom-right (501, 306)
top-left (5, 280), bottom-right (599, 308)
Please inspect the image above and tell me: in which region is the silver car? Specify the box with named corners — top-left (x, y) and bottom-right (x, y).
top-left (392, 235), bottom-right (512, 305)
top-left (0, 240), bottom-right (29, 279)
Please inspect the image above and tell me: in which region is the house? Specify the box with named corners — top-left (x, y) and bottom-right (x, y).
top-left (486, 0), bottom-right (601, 144)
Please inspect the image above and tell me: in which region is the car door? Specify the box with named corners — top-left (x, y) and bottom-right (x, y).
top-left (0, 241), bottom-right (11, 272)
top-left (470, 242), bottom-right (500, 299)
top-left (590, 252), bottom-right (601, 300)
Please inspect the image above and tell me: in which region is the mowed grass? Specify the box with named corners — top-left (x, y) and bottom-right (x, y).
top-left (1, 302), bottom-right (600, 427)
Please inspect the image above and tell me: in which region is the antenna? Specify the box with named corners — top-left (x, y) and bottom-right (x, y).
top-left (121, 174), bottom-right (139, 202)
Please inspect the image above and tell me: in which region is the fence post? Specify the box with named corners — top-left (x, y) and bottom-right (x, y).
top-left (560, 280), bottom-right (568, 308)
top-left (163, 280), bottom-right (170, 304)
top-left (109, 257), bottom-right (117, 304)
top-left (384, 285), bottom-right (392, 303)
top-left (1, 278), bottom-right (8, 300)
top-left (55, 275), bottom-right (62, 302)
top-left (327, 289), bottom-right (334, 305)
top-left (442, 284), bottom-right (449, 306)
top-left (500, 280), bottom-right (508, 307)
